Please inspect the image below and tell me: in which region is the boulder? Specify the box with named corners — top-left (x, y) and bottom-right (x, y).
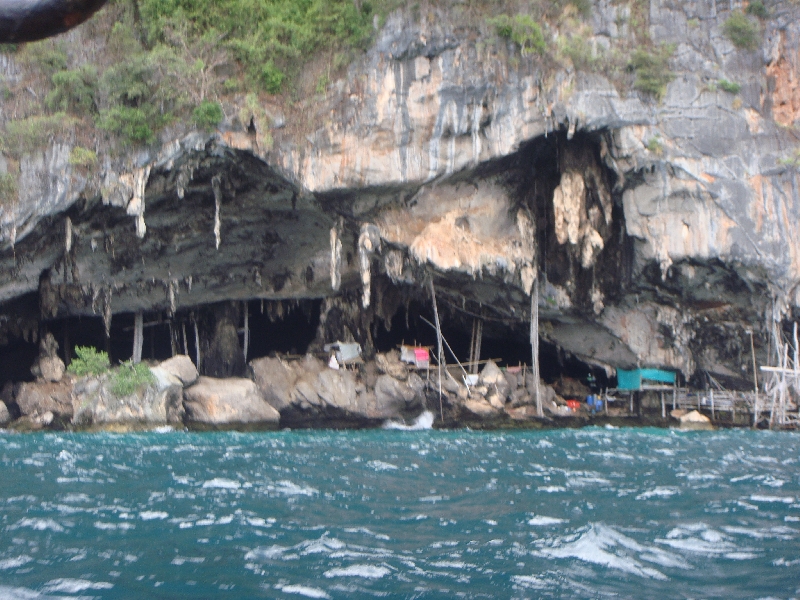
top-left (30, 333), bottom-right (65, 383)
top-left (184, 376), bottom-right (279, 429)
top-left (250, 356), bottom-right (297, 410)
top-left (16, 381), bottom-right (74, 421)
top-left (374, 373), bottom-right (423, 415)
top-left (159, 355), bottom-right (199, 386)
top-left (464, 397), bottom-right (500, 417)
top-left (375, 351), bottom-right (408, 381)
top-left (677, 409), bottom-right (713, 430)
top-left (71, 366), bottom-right (184, 428)
top-left (480, 360), bottom-right (510, 399)
top-left (0, 399), bottom-right (10, 425)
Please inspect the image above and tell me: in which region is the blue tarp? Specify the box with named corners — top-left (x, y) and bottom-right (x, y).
top-left (617, 368), bottom-right (676, 391)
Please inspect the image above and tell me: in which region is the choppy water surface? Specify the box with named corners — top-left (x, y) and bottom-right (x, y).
top-left (1, 426), bottom-right (799, 599)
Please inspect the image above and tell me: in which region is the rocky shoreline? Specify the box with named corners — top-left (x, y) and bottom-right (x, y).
top-left (1, 344), bottom-right (718, 432)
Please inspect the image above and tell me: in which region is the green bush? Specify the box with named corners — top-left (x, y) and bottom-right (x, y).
top-left (68, 346), bottom-right (110, 377)
top-left (46, 65), bottom-right (98, 114)
top-left (724, 12), bottom-right (759, 50)
top-left (489, 14), bottom-right (546, 55)
top-left (192, 99), bottom-right (223, 129)
top-left (111, 360), bottom-right (156, 396)
top-left (97, 106), bottom-right (156, 145)
top-left (69, 146), bottom-right (98, 167)
top-left (1, 113), bottom-right (75, 157)
top-left (0, 173), bottom-right (18, 206)
top-left (630, 45), bottom-right (675, 100)
top-left (718, 78), bottom-right (741, 94)
top-left (261, 61), bottom-right (286, 94)
top-left (746, 0), bottom-right (768, 19)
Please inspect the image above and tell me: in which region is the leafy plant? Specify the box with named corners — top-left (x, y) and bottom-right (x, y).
top-left (630, 45), bottom-right (675, 100)
top-left (646, 136), bottom-right (664, 155)
top-left (0, 173), bottom-right (18, 206)
top-left (724, 12), bottom-right (759, 50)
top-left (46, 65), bottom-right (98, 114)
top-left (68, 346), bottom-right (110, 377)
top-left (192, 99), bottom-right (223, 130)
top-left (97, 106), bottom-right (157, 145)
top-left (111, 360), bottom-right (156, 396)
top-left (489, 14), bottom-right (546, 55)
top-left (69, 146), bottom-right (98, 167)
top-left (1, 113), bottom-right (75, 157)
top-left (718, 78), bottom-right (741, 94)
top-left (746, 0), bottom-right (769, 19)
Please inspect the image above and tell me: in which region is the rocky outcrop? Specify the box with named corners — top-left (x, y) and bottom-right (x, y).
top-left (71, 367), bottom-right (184, 428)
top-left (30, 333), bottom-right (65, 383)
top-left (15, 380), bottom-right (74, 425)
top-left (183, 376), bottom-right (280, 430)
top-left (159, 355), bottom-right (199, 387)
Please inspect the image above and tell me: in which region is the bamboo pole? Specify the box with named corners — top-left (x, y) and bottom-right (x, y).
top-left (132, 311), bottom-right (143, 364)
top-left (429, 279), bottom-right (444, 422)
top-left (243, 301), bottom-right (249, 362)
top-left (193, 317), bottom-right (201, 372)
top-left (750, 329), bottom-right (759, 427)
top-left (182, 321), bottom-right (188, 356)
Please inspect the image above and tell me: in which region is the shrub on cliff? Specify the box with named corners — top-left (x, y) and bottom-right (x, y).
top-left (68, 346), bottom-right (110, 377)
top-left (489, 14), bottom-right (546, 55)
top-left (630, 45), bottom-right (675, 100)
top-left (111, 361), bottom-right (156, 397)
top-left (724, 12), bottom-right (759, 50)
top-left (192, 100), bottom-right (223, 130)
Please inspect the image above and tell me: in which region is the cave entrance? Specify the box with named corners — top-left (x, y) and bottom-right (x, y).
top-left (242, 299), bottom-right (321, 360)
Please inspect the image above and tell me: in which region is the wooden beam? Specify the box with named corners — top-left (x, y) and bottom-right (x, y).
top-left (132, 311), bottom-right (143, 364)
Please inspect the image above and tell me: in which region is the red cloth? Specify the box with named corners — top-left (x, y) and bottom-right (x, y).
top-left (414, 348), bottom-right (430, 362)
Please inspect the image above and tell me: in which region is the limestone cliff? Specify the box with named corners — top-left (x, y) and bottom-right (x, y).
top-left (1, 0), bottom-right (800, 390)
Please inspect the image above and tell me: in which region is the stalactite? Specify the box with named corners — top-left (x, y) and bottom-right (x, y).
top-left (330, 222), bottom-right (342, 291)
top-left (212, 174), bottom-right (222, 249)
top-left (168, 278), bottom-right (178, 316)
top-left (243, 301), bottom-right (249, 362)
top-left (182, 321), bottom-right (189, 356)
top-left (126, 166), bottom-right (151, 239)
top-left (194, 317), bottom-right (201, 371)
top-left (358, 224), bottom-right (381, 309)
top-left (133, 311), bottom-right (143, 364)
top-left (64, 217), bottom-right (72, 254)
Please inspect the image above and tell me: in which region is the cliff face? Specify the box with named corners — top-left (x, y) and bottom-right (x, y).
top-left (1, 0), bottom-right (799, 389)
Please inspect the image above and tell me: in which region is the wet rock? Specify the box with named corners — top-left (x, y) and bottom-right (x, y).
top-left (159, 355), bottom-right (199, 387)
top-left (16, 380), bottom-right (74, 422)
top-left (250, 356), bottom-right (297, 411)
top-left (0, 399), bottom-right (9, 425)
top-left (374, 373), bottom-right (424, 416)
top-left (71, 367), bottom-right (184, 428)
top-left (184, 376), bottom-right (279, 429)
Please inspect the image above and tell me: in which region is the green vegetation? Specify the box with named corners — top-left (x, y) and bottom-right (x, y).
top-left (779, 148), bottom-right (800, 168)
top-left (68, 346), bottom-right (111, 377)
top-left (192, 100), bottom-right (223, 130)
top-left (718, 78), bottom-right (741, 94)
top-left (111, 360), bottom-right (156, 396)
top-left (0, 173), bottom-right (18, 206)
top-left (69, 146), bottom-right (98, 167)
top-left (646, 136), bottom-right (664, 155)
top-left (724, 12), bottom-right (759, 50)
top-left (630, 45), bottom-right (675, 100)
top-left (46, 65), bottom-right (97, 114)
top-left (489, 14), bottom-right (546, 55)
top-left (746, 0), bottom-right (769, 19)
top-left (1, 113), bottom-right (76, 158)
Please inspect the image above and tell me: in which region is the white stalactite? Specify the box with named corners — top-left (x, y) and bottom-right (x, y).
top-left (126, 166), bottom-right (151, 239)
top-left (358, 223), bottom-right (381, 308)
top-left (64, 217), bottom-right (72, 254)
top-left (212, 175), bottom-right (222, 249)
top-left (133, 311), bottom-right (143, 364)
top-left (330, 224), bottom-right (342, 291)
top-left (103, 286), bottom-right (113, 338)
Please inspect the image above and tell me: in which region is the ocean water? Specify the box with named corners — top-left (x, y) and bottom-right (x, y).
top-left (1, 425), bottom-right (799, 599)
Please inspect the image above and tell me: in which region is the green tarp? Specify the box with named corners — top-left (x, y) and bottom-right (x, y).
top-left (616, 368), bottom-right (676, 391)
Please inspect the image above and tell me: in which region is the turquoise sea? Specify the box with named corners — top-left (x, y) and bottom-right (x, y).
top-left (1, 425), bottom-right (799, 599)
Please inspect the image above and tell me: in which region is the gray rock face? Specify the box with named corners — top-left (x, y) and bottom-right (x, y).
top-left (30, 333), bottom-right (65, 383)
top-left (159, 355), bottom-right (199, 387)
top-left (71, 367), bottom-right (184, 428)
top-left (374, 373), bottom-right (424, 416)
top-left (250, 356), bottom-right (297, 411)
top-left (0, 399), bottom-right (10, 425)
top-left (16, 381), bottom-right (73, 421)
top-left (183, 376), bottom-right (280, 429)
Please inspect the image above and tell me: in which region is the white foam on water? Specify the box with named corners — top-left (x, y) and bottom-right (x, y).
top-left (323, 564), bottom-right (390, 579)
top-left (11, 518), bottom-right (65, 532)
top-left (202, 478), bottom-right (241, 489)
top-left (245, 545), bottom-right (289, 561)
top-left (511, 575), bottom-right (549, 590)
top-left (0, 586), bottom-right (53, 600)
top-left (657, 525), bottom-right (740, 556)
top-left (567, 476), bottom-right (612, 487)
top-left (383, 410), bottom-right (434, 430)
top-left (536, 440), bottom-right (554, 448)
top-left (268, 480), bottom-right (318, 496)
top-left (0, 555), bottom-right (33, 569)
top-left (636, 487), bottom-right (679, 500)
top-left (537, 486), bottom-right (567, 493)
top-left (246, 517), bottom-right (276, 528)
top-left (429, 560), bottom-right (475, 569)
top-left (152, 426), bottom-right (174, 433)
top-left (722, 526), bottom-right (796, 540)
top-left (42, 579), bottom-right (114, 593)
top-left (750, 494), bottom-right (795, 504)
top-left (587, 451), bottom-right (634, 461)
top-left (139, 511), bottom-right (168, 520)
top-left (366, 460), bottom-right (398, 471)
top-left (419, 495), bottom-right (445, 503)
top-left (275, 584), bottom-right (331, 599)
top-left (528, 516), bottom-right (567, 526)
top-left (171, 556), bottom-right (205, 565)
top-left (785, 516), bottom-right (800, 522)
top-left (539, 523), bottom-right (687, 580)
top-left (724, 552), bottom-right (759, 560)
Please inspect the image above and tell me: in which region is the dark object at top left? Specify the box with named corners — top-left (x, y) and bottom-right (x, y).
top-left (0, 0), bottom-right (108, 43)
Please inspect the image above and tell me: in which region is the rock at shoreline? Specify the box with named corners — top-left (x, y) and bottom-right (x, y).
top-left (16, 381), bottom-right (74, 422)
top-left (374, 373), bottom-right (424, 416)
top-left (159, 355), bottom-right (199, 387)
top-left (71, 367), bottom-right (184, 428)
top-left (30, 333), bottom-right (65, 383)
top-left (250, 356), bottom-right (297, 410)
top-left (375, 351), bottom-right (409, 381)
top-left (184, 376), bottom-right (279, 429)
top-left (0, 398), bottom-right (10, 425)
top-left (677, 409), bottom-right (714, 430)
